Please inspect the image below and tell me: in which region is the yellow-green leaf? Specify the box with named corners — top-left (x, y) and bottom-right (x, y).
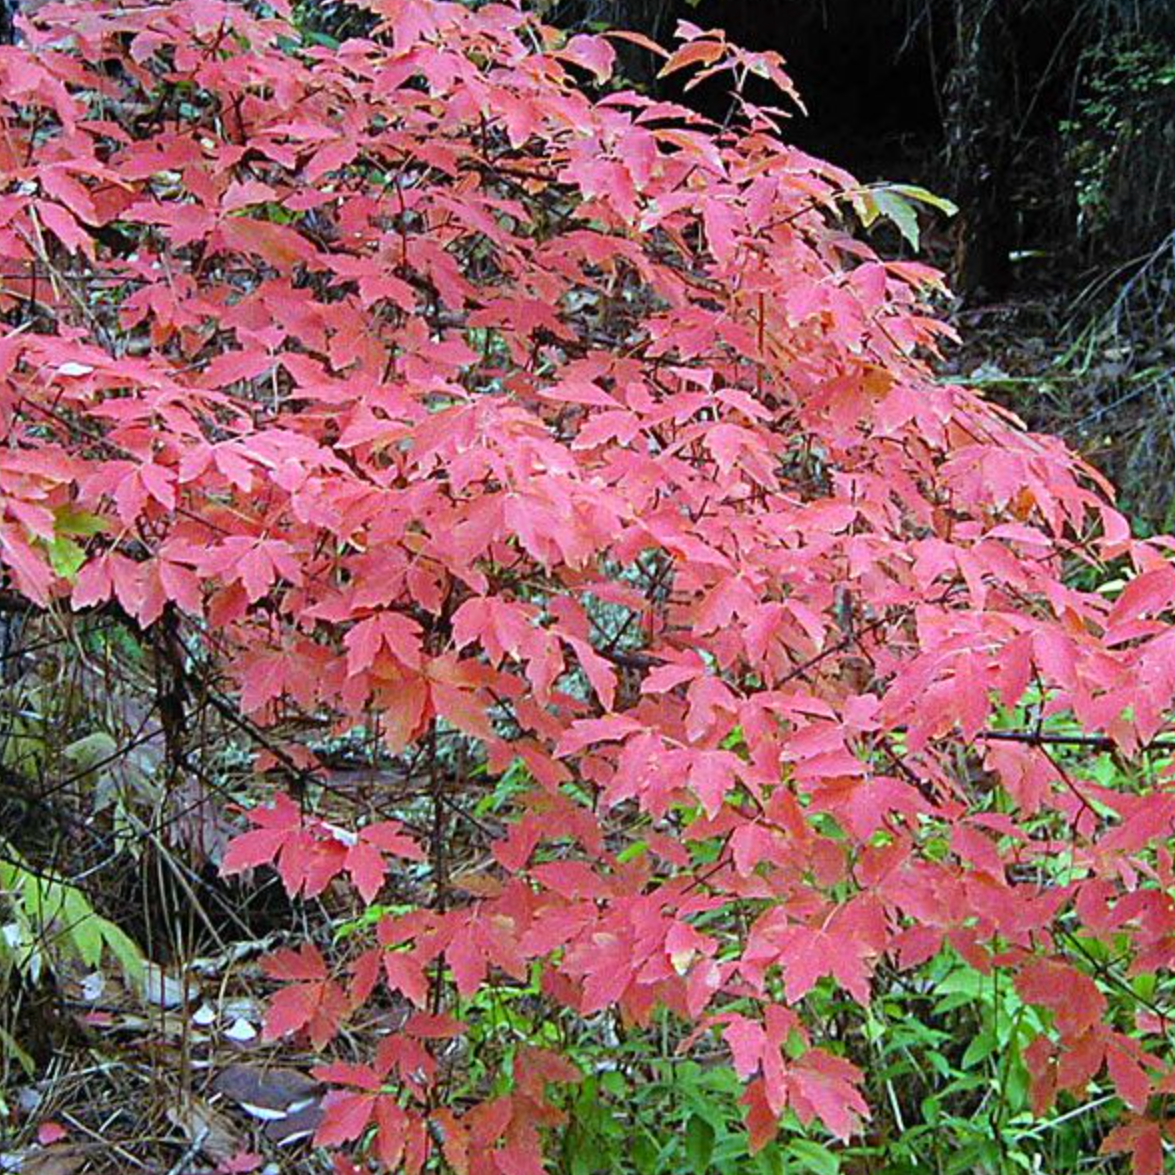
top-left (47, 534), bottom-right (86, 579)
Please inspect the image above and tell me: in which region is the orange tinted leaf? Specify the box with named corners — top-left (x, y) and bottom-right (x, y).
top-left (658, 39), bottom-right (726, 77)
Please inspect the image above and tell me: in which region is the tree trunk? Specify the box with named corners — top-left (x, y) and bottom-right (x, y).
top-left (944, 0), bottom-right (1013, 298)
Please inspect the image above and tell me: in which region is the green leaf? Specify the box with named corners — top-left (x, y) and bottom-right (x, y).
top-left (63, 731), bottom-right (119, 773)
top-left (632, 1131), bottom-right (659, 1174)
top-left (892, 183), bottom-right (959, 218)
top-left (870, 189), bottom-right (921, 250)
top-left (754, 1149), bottom-right (785, 1175)
top-left (570, 1144), bottom-right (594, 1175)
top-left (47, 535), bottom-right (86, 580)
top-left (99, 918), bottom-right (145, 983)
top-left (302, 28), bottom-right (340, 50)
top-left (53, 505), bottom-right (106, 537)
top-left (685, 1114), bottom-right (715, 1175)
top-left (63, 888), bottom-right (103, 967)
top-left (0, 1024), bottom-right (35, 1077)
top-left (617, 839), bottom-right (648, 863)
top-left (933, 966), bottom-right (985, 998)
top-left (962, 1030), bottom-right (996, 1069)
top-left (787, 1140), bottom-right (840, 1175)
top-left (854, 182), bottom-right (957, 251)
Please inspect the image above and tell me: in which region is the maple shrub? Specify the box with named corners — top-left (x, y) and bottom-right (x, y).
top-left (3, 0), bottom-right (1175, 1171)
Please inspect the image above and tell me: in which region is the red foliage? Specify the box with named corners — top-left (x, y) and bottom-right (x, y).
top-left (2, 0), bottom-right (1175, 1170)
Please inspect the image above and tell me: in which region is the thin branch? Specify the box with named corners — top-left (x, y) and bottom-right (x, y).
top-left (975, 729), bottom-right (1175, 752)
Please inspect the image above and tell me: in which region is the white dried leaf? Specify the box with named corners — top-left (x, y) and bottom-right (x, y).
top-left (224, 1018), bottom-right (257, 1042)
